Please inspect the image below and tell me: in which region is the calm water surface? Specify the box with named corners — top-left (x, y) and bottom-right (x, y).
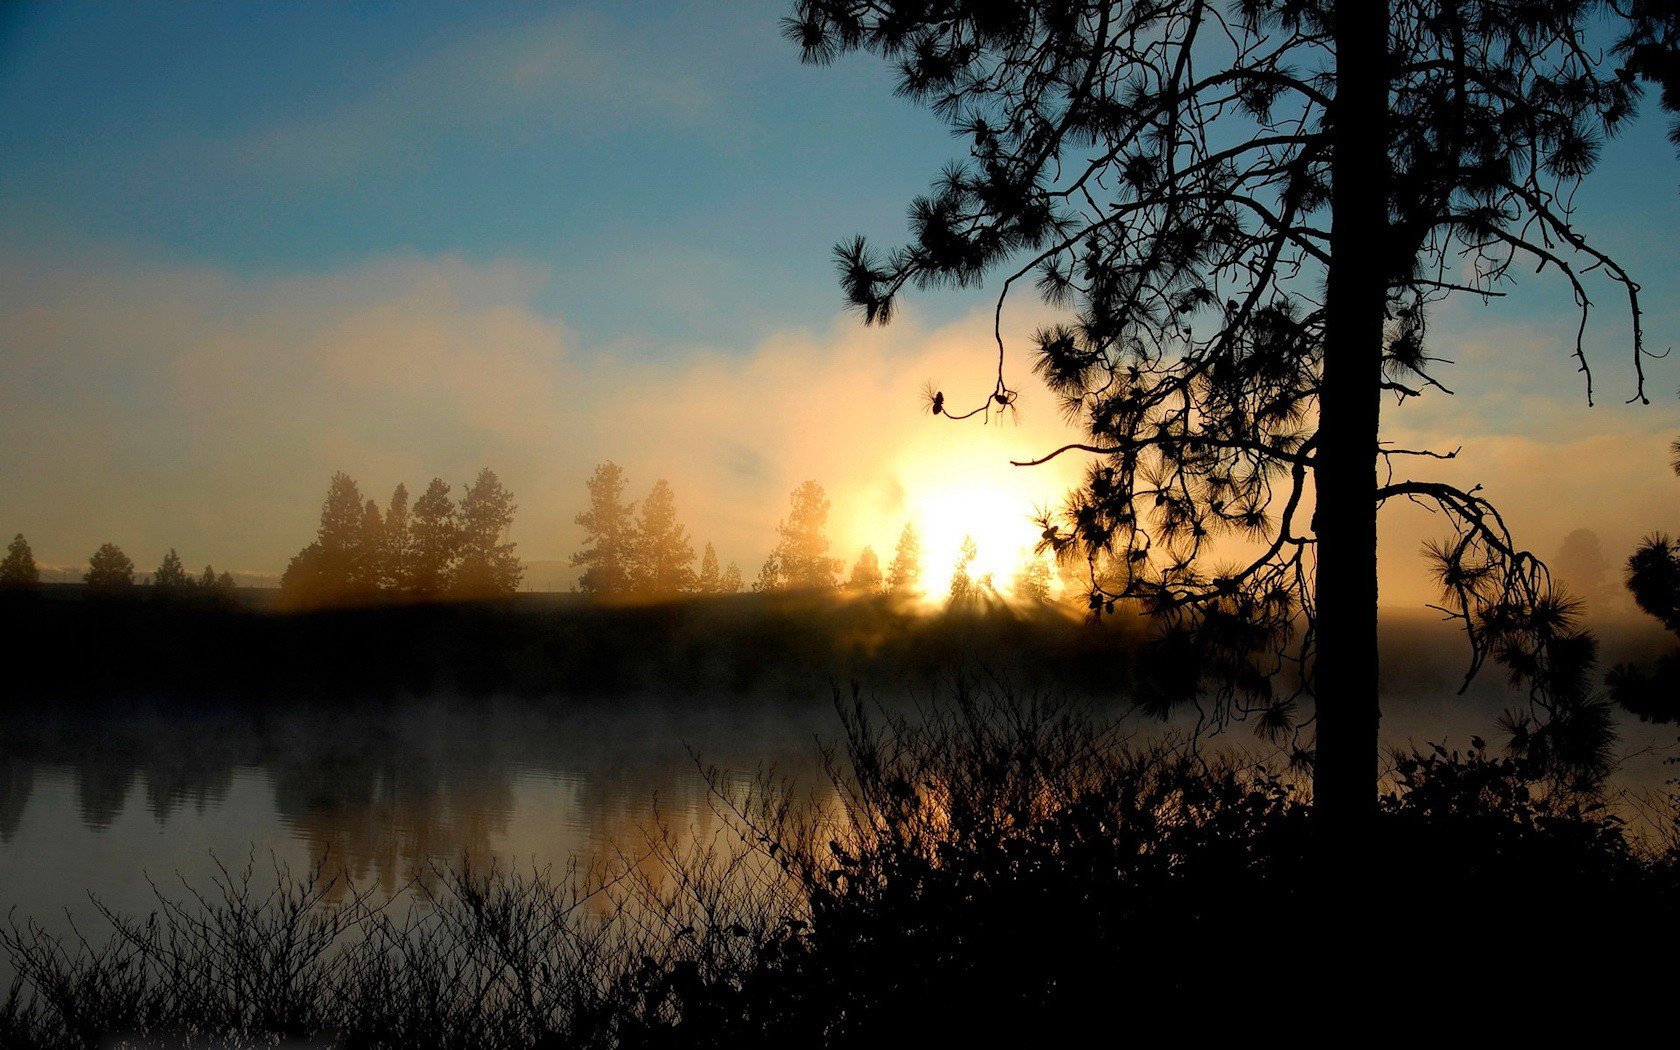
top-left (4, 635), bottom-right (1677, 964)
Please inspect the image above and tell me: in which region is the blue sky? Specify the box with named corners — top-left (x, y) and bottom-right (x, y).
top-left (3, 0), bottom-right (1679, 605)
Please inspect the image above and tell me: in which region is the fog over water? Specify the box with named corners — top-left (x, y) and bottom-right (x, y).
top-left (3, 615), bottom-right (1674, 962)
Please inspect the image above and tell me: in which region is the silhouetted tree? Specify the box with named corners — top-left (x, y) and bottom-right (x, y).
top-left (84, 543), bottom-right (135, 590)
top-left (452, 468), bottom-right (523, 597)
top-left (382, 483), bottom-right (411, 591)
top-left (572, 462), bottom-right (637, 597)
top-left (791, 0), bottom-right (1661, 819)
top-left (408, 478), bottom-right (459, 596)
top-left (719, 561), bottom-right (744, 594)
top-left (631, 479), bottom-right (697, 596)
top-left (948, 536), bottom-right (980, 608)
top-left (1012, 554), bottom-right (1053, 605)
top-left (758, 481), bottom-right (842, 590)
top-left (353, 500), bottom-right (383, 592)
top-left (1620, 1), bottom-right (1680, 151)
top-left (215, 571), bottom-right (237, 593)
top-left (281, 472), bottom-right (375, 605)
top-left (1609, 438), bottom-right (1680, 722)
top-left (197, 565), bottom-right (217, 590)
top-left (886, 522), bottom-right (922, 595)
top-left (697, 542), bottom-right (723, 593)
top-left (151, 548), bottom-right (190, 591)
top-left (1554, 528), bottom-right (1616, 609)
top-left (0, 534), bottom-right (38, 587)
top-left (848, 546), bottom-right (884, 592)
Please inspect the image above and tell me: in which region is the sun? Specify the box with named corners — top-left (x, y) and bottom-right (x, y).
top-left (856, 434), bottom-right (1077, 605)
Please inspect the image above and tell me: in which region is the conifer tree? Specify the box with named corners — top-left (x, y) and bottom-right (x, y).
top-left (408, 478), bottom-right (459, 596)
top-left (572, 462), bottom-right (638, 596)
top-left (790, 0), bottom-right (1666, 816)
top-left (0, 534), bottom-right (39, 587)
top-left (152, 548), bottom-right (190, 591)
top-left (452, 468), bottom-right (522, 597)
top-left (84, 543), bottom-right (135, 590)
top-left (886, 522), bottom-right (923, 596)
top-left (719, 561), bottom-right (744, 594)
top-left (382, 483), bottom-right (411, 591)
top-left (697, 542), bottom-right (722, 594)
top-left (759, 481), bottom-right (842, 590)
top-left (631, 479), bottom-right (697, 596)
top-left (848, 547), bottom-right (884, 593)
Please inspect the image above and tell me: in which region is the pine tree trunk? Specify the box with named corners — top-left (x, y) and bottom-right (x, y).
top-left (1314, 1), bottom-right (1389, 829)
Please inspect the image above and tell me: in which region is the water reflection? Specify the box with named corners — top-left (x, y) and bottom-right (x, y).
top-left (0, 695), bottom-right (836, 921)
top-left (3, 615), bottom-right (1676, 929)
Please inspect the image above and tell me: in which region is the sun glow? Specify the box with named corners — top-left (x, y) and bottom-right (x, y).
top-left (850, 434), bottom-right (1078, 607)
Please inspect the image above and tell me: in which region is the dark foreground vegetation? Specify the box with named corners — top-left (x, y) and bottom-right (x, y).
top-left (5, 680), bottom-right (1677, 1047)
top-left (0, 587), bottom-right (1135, 704)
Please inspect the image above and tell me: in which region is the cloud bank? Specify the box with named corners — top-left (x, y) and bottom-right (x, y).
top-left (1, 245), bottom-right (1674, 610)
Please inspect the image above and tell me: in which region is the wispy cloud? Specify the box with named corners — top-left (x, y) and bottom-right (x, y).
top-left (233, 9), bottom-right (727, 184)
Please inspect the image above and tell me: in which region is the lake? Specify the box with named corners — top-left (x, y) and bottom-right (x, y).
top-left (3, 612), bottom-right (1677, 984)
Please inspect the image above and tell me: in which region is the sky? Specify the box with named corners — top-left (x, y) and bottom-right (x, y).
top-left (2, 0), bottom-right (1679, 610)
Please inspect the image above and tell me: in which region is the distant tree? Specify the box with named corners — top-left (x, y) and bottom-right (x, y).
top-left (1610, 439), bottom-right (1680, 723)
top-left (408, 478), bottom-right (459, 596)
top-left (152, 548), bottom-right (190, 591)
top-left (1012, 554), bottom-right (1053, 605)
top-left (0, 534), bottom-right (39, 587)
top-left (281, 472), bottom-right (370, 605)
top-left (719, 561), bottom-right (744, 594)
top-left (452, 468), bottom-right (523, 597)
top-left (382, 483), bottom-right (411, 590)
top-left (631, 479), bottom-right (697, 596)
top-left (84, 543), bottom-right (135, 590)
top-left (215, 571), bottom-right (237, 593)
top-left (759, 481), bottom-right (842, 590)
top-left (886, 522), bottom-right (922, 596)
top-left (753, 556), bottom-right (780, 593)
top-left (351, 500), bottom-right (384, 592)
top-left (572, 462), bottom-right (637, 597)
top-left (847, 546), bottom-right (884, 593)
top-left (948, 536), bottom-right (979, 607)
top-left (197, 565), bottom-right (217, 589)
top-left (697, 542), bottom-right (723, 593)
top-left (1553, 528), bottom-right (1615, 609)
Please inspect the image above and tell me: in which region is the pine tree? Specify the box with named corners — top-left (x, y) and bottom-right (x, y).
top-left (382, 483), bottom-right (411, 591)
top-left (198, 565), bottom-right (217, 589)
top-left (1011, 554), bottom-right (1053, 605)
top-left (152, 548), bottom-right (190, 591)
top-left (631, 479), bottom-right (697, 596)
top-left (572, 462), bottom-right (637, 597)
top-left (281, 472), bottom-right (367, 605)
top-left (84, 543), bottom-right (134, 590)
top-left (697, 542), bottom-right (722, 594)
top-left (408, 478), bottom-right (459, 596)
top-left (948, 536), bottom-right (978, 607)
top-left (759, 481), bottom-right (842, 590)
top-left (791, 0), bottom-right (1664, 818)
top-left (719, 561), bottom-right (744, 594)
top-left (0, 534), bottom-right (39, 587)
top-left (452, 468), bottom-right (523, 597)
top-left (886, 522), bottom-right (922, 596)
top-left (848, 547), bottom-right (884, 593)
top-left (351, 499), bottom-right (383, 592)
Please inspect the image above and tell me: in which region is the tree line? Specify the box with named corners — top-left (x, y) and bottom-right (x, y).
top-left (1, 532), bottom-right (238, 594)
top-left (280, 468), bottom-right (521, 606)
top-left (571, 464), bottom-right (942, 601)
top-left (2, 465), bottom-right (1064, 609)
